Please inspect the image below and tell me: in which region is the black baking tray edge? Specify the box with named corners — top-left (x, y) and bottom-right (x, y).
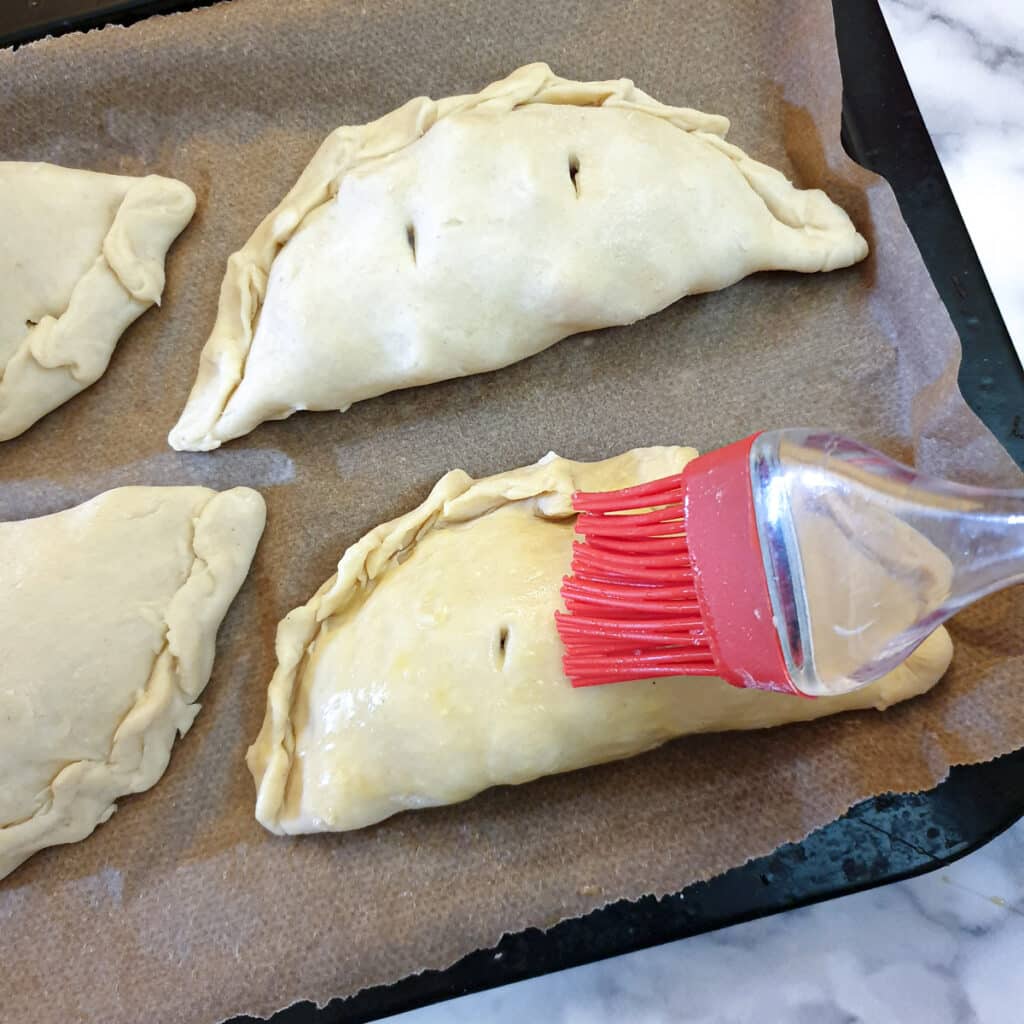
top-left (4, 2), bottom-right (1023, 1022)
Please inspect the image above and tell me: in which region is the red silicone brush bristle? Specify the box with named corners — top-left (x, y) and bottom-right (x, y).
top-left (555, 472), bottom-right (718, 686)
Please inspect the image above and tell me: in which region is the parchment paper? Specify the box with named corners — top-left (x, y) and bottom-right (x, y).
top-left (1, 2), bottom-right (1022, 1022)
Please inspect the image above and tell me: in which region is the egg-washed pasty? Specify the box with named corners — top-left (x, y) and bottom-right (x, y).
top-left (169, 64), bottom-right (868, 451)
top-left (0, 162), bottom-right (195, 442)
top-left (0, 486), bottom-right (265, 881)
top-left (247, 448), bottom-right (950, 835)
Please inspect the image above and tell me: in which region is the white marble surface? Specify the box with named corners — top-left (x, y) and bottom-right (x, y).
top-left (385, 4), bottom-right (1024, 1022)
top-left (882, 0), bottom-right (1024, 368)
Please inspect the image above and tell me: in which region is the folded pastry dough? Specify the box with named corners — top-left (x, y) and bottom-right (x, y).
top-left (247, 448), bottom-right (952, 835)
top-left (0, 162), bottom-right (195, 442)
top-left (170, 63), bottom-right (868, 451)
top-left (0, 486), bottom-right (265, 881)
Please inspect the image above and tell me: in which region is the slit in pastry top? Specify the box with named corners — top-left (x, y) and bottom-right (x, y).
top-left (246, 447), bottom-right (951, 836)
top-left (169, 63), bottom-right (868, 451)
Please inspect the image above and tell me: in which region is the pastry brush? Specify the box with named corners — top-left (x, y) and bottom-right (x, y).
top-left (555, 429), bottom-right (1024, 697)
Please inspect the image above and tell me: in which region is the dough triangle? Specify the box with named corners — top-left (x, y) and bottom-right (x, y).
top-left (170, 63), bottom-right (867, 451)
top-left (0, 162), bottom-right (195, 441)
top-left (0, 486), bottom-right (265, 880)
top-left (247, 448), bottom-right (949, 835)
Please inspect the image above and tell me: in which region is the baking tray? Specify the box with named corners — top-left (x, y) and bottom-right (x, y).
top-left (3, 2), bottom-right (1023, 1022)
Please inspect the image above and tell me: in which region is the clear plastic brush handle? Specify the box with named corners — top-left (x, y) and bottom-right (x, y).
top-left (751, 429), bottom-right (1024, 697)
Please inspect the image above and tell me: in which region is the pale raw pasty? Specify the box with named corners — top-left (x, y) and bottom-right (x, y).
top-left (170, 64), bottom-right (868, 452)
top-left (0, 162), bottom-right (195, 441)
top-left (0, 486), bottom-right (265, 881)
top-left (247, 448), bottom-right (951, 835)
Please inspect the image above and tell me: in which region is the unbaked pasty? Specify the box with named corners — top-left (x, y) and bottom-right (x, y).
top-left (170, 63), bottom-right (868, 451)
top-left (247, 448), bottom-right (951, 835)
top-left (0, 486), bottom-right (265, 881)
top-left (0, 162), bottom-right (195, 442)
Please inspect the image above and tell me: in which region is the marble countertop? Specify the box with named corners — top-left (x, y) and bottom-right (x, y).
top-left (883, 0), bottom-right (1024, 369)
top-left (386, 4), bottom-right (1024, 1022)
